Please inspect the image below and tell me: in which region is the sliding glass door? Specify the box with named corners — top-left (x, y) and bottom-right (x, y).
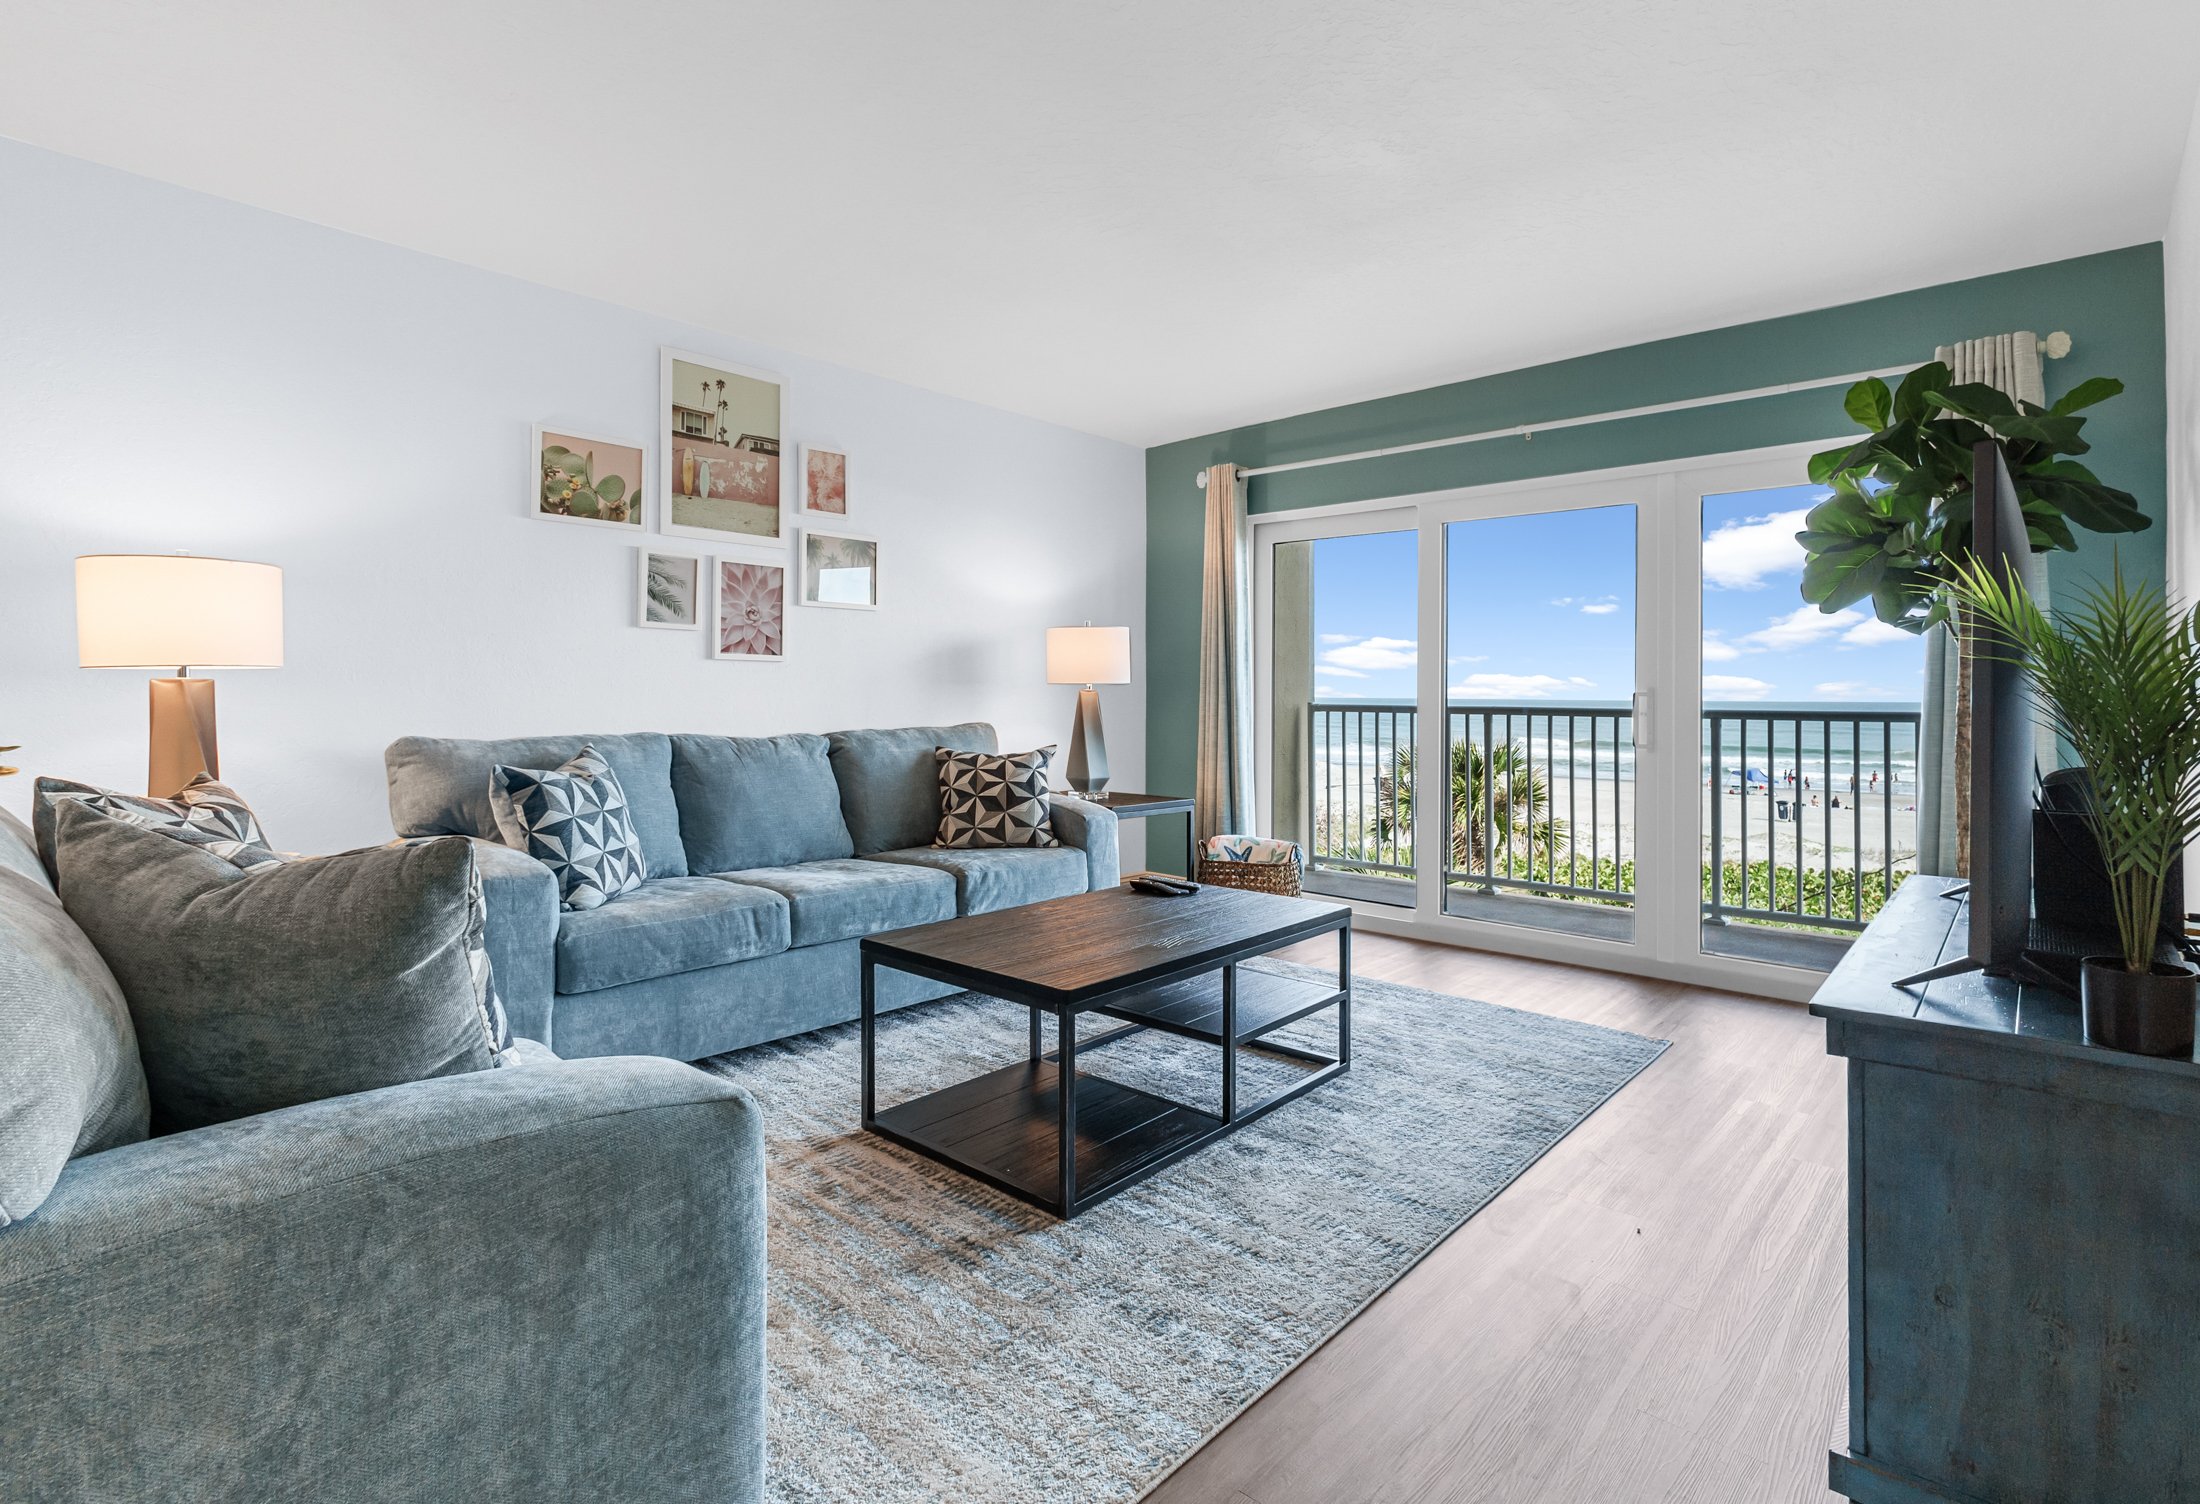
top-left (1254, 441), bottom-right (1882, 994)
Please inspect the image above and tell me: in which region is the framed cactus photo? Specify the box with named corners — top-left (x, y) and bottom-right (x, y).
top-left (635, 548), bottom-right (702, 630)
top-left (533, 424), bottom-right (648, 531)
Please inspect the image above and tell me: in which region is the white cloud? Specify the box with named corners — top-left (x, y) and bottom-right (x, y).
top-left (1319, 635), bottom-right (1416, 672)
top-left (1448, 672), bottom-right (1594, 699)
top-left (1702, 508), bottom-right (1810, 591)
top-left (1318, 633), bottom-right (1357, 644)
top-left (1703, 674), bottom-right (1775, 700)
top-left (1738, 605), bottom-right (1863, 652)
top-left (1840, 617), bottom-right (1915, 648)
top-left (1448, 653), bottom-right (1489, 664)
top-left (1814, 681), bottom-right (1909, 699)
top-left (1580, 601), bottom-right (1620, 615)
top-left (1701, 634), bottom-right (1741, 662)
top-left (1316, 664), bottom-right (1369, 679)
top-left (1552, 594), bottom-right (1620, 615)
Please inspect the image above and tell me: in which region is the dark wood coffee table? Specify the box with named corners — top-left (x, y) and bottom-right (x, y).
top-left (860, 884), bottom-right (1351, 1217)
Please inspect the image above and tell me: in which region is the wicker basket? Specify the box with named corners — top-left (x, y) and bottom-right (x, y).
top-left (1195, 857), bottom-right (1302, 897)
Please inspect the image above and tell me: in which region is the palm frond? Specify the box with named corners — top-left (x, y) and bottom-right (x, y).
top-left (1949, 555), bottom-right (2200, 970)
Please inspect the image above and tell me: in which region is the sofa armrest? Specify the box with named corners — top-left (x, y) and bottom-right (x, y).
top-left (1051, 796), bottom-right (1120, 889)
top-left (471, 837), bottom-right (559, 1046)
top-left (0, 1056), bottom-right (765, 1504)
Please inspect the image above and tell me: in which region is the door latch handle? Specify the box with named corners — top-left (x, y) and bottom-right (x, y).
top-left (1632, 691), bottom-right (1650, 750)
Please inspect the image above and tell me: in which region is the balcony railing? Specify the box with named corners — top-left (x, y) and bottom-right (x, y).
top-left (1301, 700), bottom-right (1921, 933)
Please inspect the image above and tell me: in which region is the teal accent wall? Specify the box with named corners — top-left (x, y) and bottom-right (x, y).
top-left (1145, 244), bottom-right (2168, 850)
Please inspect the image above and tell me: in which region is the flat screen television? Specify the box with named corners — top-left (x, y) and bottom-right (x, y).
top-left (1895, 439), bottom-right (2035, 987)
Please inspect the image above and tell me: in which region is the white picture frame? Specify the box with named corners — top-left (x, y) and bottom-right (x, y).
top-left (660, 347), bottom-right (790, 547)
top-left (798, 442), bottom-right (851, 518)
top-left (709, 551), bottom-right (788, 661)
top-left (635, 547), bottom-right (703, 630)
top-left (532, 423), bottom-right (649, 531)
top-left (799, 528), bottom-right (879, 610)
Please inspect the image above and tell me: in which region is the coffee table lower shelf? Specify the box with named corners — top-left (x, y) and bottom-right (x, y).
top-left (870, 1060), bottom-right (1224, 1210)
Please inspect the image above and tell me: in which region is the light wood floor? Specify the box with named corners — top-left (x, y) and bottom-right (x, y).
top-left (1147, 932), bottom-right (1848, 1504)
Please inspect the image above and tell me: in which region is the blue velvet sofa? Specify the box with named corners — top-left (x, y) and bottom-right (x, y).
top-left (383, 722), bottom-right (1119, 1061)
top-left (0, 807), bottom-right (770, 1504)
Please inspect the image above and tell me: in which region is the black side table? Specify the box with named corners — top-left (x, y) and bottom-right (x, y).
top-left (1059, 790), bottom-right (1194, 877)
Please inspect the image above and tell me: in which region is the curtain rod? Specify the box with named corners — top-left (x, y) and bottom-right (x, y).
top-left (1193, 335), bottom-right (2069, 490)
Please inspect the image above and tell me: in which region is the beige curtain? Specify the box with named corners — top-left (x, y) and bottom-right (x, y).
top-left (1195, 464), bottom-right (1255, 846)
top-left (1915, 332), bottom-right (2053, 877)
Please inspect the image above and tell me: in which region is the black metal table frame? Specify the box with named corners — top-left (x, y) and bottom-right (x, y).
top-left (860, 911), bottom-right (1351, 1217)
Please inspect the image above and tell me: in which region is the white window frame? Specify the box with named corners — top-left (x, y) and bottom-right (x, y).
top-left (1249, 436), bottom-right (1848, 1002)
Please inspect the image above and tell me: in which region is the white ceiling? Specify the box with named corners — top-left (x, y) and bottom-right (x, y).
top-left (4, 2), bottom-right (2197, 446)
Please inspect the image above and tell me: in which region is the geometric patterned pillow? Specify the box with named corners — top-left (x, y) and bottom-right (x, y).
top-left (486, 744), bottom-right (647, 911)
top-left (933, 745), bottom-right (1060, 849)
top-left (33, 771), bottom-right (279, 879)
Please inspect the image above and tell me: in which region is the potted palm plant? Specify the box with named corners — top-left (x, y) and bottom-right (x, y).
top-left (1949, 559), bottom-right (2200, 1056)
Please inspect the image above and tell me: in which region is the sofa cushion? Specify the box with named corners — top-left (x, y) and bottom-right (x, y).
top-left (0, 857), bottom-right (149, 1228)
top-left (50, 801), bottom-right (509, 1133)
top-left (385, 733), bottom-right (688, 879)
top-left (865, 845), bottom-right (1091, 916)
top-left (671, 733), bottom-right (855, 873)
top-left (1, 804), bottom-right (50, 889)
top-left (488, 745), bottom-right (648, 912)
top-left (715, 859), bottom-right (956, 947)
top-left (554, 877), bottom-right (789, 995)
top-left (826, 723), bottom-right (997, 856)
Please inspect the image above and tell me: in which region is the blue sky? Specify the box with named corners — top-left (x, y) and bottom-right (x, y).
top-left (1308, 485), bottom-right (1926, 706)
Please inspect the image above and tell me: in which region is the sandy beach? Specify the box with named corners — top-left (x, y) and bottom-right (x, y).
top-left (1309, 773), bottom-right (1918, 872)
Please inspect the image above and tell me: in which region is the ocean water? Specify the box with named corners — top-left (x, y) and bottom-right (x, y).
top-left (1304, 701), bottom-right (1922, 802)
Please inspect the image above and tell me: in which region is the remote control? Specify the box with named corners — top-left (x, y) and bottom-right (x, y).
top-left (1129, 876), bottom-right (1198, 896)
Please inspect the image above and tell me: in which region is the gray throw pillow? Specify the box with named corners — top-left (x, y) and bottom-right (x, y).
top-left (0, 868), bottom-right (150, 1228)
top-left (934, 746), bottom-right (1061, 848)
top-left (32, 772), bottom-right (276, 881)
top-left (488, 744), bottom-right (647, 910)
top-left (51, 799), bottom-right (512, 1133)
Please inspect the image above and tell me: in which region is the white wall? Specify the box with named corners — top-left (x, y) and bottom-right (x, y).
top-left (2171, 89), bottom-right (2200, 607)
top-left (0, 140), bottom-right (1147, 863)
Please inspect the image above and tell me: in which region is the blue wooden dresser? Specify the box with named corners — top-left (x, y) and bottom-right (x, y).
top-left (1811, 875), bottom-right (2200, 1503)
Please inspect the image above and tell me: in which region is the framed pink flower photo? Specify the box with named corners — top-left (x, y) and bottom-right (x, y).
top-left (710, 555), bottom-right (787, 661)
top-left (799, 443), bottom-right (850, 517)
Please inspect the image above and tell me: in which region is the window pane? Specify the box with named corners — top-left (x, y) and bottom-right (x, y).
top-left (1273, 530), bottom-right (1417, 907)
top-left (1442, 505), bottom-right (1636, 942)
top-left (1699, 483), bottom-right (1923, 969)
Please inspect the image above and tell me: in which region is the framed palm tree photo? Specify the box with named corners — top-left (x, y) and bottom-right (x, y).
top-left (635, 548), bottom-right (702, 630)
top-left (798, 528), bottom-right (878, 610)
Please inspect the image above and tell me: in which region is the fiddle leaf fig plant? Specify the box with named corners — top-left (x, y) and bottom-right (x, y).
top-left (1797, 361), bottom-right (2149, 632)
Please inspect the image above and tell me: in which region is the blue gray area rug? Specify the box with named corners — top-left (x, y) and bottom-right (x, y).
top-left (698, 960), bottom-right (1668, 1504)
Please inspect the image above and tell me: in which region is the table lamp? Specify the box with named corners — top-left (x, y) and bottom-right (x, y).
top-left (1046, 624), bottom-right (1131, 797)
top-left (76, 554), bottom-right (285, 797)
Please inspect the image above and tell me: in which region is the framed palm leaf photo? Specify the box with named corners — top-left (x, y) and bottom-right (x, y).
top-left (635, 548), bottom-right (702, 630)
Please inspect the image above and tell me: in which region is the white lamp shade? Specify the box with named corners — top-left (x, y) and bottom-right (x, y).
top-left (76, 555), bottom-right (285, 669)
top-left (1046, 625), bottom-right (1131, 685)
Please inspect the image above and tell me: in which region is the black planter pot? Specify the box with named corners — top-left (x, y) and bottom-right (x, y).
top-left (2082, 957), bottom-right (2200, 1058)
